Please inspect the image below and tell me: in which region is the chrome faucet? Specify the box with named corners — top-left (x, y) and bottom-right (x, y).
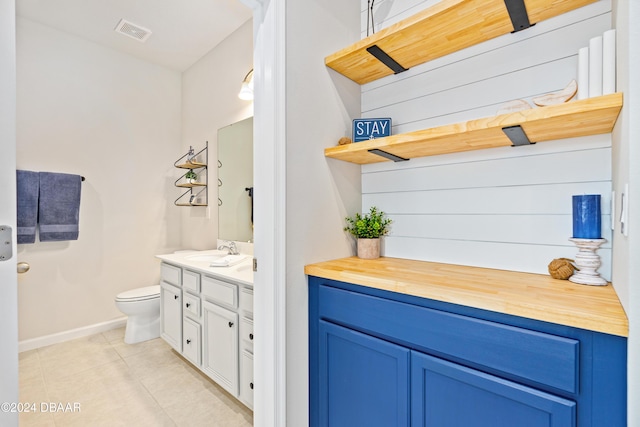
top-left (218, 240), bottom-right (239, 255)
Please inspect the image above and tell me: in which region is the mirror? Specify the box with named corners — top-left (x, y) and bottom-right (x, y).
top-left (217, 117), bottom-right (253, 242)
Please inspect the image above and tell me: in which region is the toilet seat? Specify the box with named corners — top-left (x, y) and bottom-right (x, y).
top-left (115, 285), bottom-right (160, 302)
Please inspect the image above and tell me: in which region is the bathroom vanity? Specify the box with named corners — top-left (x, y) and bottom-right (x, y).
top-left (306, 257), bottom-right (628, 427)
top-left (156, 249), bottom-right (254, 409)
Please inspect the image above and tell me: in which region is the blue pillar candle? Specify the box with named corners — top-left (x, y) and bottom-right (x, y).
top-left (572, 194), bottom-right (602, 239)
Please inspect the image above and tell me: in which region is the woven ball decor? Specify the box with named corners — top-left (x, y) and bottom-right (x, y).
top-left (548, 258), bottom-right (576, 280)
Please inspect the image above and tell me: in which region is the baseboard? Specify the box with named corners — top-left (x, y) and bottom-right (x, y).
top-left (18, 317), bottom-right (127, 353)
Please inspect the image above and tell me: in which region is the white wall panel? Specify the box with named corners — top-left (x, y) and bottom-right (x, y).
top-left (365, 58), bottom-right (578, 130)
top-left (362, 13), bottom-right (611, 112)
top-left (383, 236), bottom-right (612, 279)
top-left (360, 0), bottom-right (439, 39)
top-left (363, 147), bottom-right (612, 193)
top-left (359, 0), bottom-right (614, 276)
top-left (387, 213), bottom-right (613, 246)
top-left (364, 182), bottom-right (613, 215)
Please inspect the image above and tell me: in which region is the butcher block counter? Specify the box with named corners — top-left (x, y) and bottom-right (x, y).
top-left (304, 256), bottom-right (628, 337)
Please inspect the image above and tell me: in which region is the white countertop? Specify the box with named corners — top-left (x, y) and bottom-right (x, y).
top-left (156, 249), bottom-right (254, 287)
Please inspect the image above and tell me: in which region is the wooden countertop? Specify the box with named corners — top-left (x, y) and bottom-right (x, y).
top-left (304, 257), bottom-right (628, 337)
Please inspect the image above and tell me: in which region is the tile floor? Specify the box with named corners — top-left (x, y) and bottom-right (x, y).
top-left (18, 327), bottom-right (253, 426)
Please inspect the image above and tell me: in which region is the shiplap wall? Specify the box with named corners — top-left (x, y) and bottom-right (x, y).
top-left (360, 0), bottom-right (614, 278)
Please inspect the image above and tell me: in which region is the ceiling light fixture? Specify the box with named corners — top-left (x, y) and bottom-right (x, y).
top-left (238, 69), bottom-right (254, 101)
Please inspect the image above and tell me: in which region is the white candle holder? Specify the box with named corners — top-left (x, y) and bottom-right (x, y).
top-left (568, 238), bottom-right (607, 286)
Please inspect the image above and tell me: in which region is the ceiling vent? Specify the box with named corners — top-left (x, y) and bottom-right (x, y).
top-left (114, 19), bottom-right (152, 43)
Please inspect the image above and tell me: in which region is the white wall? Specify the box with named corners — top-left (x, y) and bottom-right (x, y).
top-left (612, 0), bottom-right (640, 424)
top-left (16, 18), bottom-right (183, 341)
top-left (180, 19), bottom-right (253, 250)
top-left (284, 1), bottom-right (362, 425)
top-left (361, 0), bottom-right (615, 278)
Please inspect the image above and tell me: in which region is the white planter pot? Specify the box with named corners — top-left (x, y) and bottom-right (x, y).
top-left (357, 238), bottom-right (381, 259)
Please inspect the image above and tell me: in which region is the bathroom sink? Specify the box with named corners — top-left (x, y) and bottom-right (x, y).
top-left (184, 251), bottom-right (228, 262)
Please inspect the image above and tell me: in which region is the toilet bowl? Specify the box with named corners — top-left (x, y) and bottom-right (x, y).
top-left (115, 285), bottom-right (161, 344)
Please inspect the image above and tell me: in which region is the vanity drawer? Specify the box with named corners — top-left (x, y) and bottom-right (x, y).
top-left (240, 288), bottom-right (254, 319)
top-left (182, 317), bottom-right (201, 366)
top-left (318, 284), bottom-right (579, 394)
top-left (182, 269), bottom-right (201, 294)
top-left (161, 263), bottom-right (181, 287)
top-left (202, 276), bottom-right (238, 309)
top-left (240, 317), bottom-right (254, 350)
top-left (183, 292), bottom-right (201, 319)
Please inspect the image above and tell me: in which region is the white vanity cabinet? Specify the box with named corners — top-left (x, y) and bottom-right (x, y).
top-left (160, 263), bottom-right (182, 352)
top-left (158, 261), bottom-right (253, 409)
top-left (202, 300), bottom-right (239, 395)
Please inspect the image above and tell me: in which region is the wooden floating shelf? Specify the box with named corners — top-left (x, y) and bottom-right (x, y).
top-left (325, 0), bottom-right (597, 85)
top-left (324, 93), bottom-right (623, 165)
top-left (175, 161), bottom-right (207, 169)
top-left (175, 182), bottom-right (207, 188)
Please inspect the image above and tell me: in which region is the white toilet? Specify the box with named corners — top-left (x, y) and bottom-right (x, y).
top-left (115, 285), bottom-right (161, 344)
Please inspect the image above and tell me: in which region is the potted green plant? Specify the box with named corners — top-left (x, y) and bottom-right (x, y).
top-left (184, 170), bottom-right (198, 184)
top-left (344, 206), bottom-right (392, 259)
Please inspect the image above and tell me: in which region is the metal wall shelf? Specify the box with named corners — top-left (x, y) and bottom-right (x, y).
top-left (174, 143), bottom-right (208, 206)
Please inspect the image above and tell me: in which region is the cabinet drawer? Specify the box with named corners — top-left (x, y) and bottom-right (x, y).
top-left (161, 263), bottom-right (181, 287)
top-left (319, 285), bottom-right (579, 394)
top-left (240, 317), bottom-right (254, 350)
top-left (240, 349), bottom-right (254, 409)
top-left (240, 288), bottom-right (254, 318)
top-left (202, 276), bottom-right (238, 309)
top-left (182, 269), bottom-right (200, 294)
top-left (183, 292), bottom-right (201, 319)
top-left (182, 317), bottom-right (201, 366)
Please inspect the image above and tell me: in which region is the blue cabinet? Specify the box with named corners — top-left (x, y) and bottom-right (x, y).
top-left (411, 352), bottom-right (575, 427)
top-left (319, 320), bottom-right (410, 427)
top-left (309, 277), bottom-right (627, 427)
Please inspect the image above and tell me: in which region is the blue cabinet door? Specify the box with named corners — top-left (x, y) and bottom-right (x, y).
top-left (411, 351), bottom-right (576, 427)
top-left (319, 320), bottom-right (410, 427)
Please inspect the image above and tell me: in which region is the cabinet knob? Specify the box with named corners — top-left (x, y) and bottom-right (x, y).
top-left (249, 333), bottom-right (253, 340)
top-left (250, 382), bottom-right (254, 390)
top-left (186, 302), bottom-right (191, 308)
top-left (228, 321), bottom-right (234, 328)
top-left (174, 295), bottom-right (179, 300)
top-left (186, 339), bottom-right (191, 344)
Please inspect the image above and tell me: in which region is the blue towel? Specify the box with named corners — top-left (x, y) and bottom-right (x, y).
top-left (38, 172), bottom-right (82, 242)
top-left (16, 170), bottom-right (39, 244)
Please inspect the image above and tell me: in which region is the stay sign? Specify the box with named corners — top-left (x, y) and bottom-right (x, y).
top-left (352, 118), bottom-right (391, 142)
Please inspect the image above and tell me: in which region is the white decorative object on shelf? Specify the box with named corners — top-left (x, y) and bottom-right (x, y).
top-left (577, 47), bottom-right (589, 100)
top-left (602, 29), bottom-right (617, 95)
top-left (532, 80), bottom-right (577, 107)
top-left (496, 99), bottom-right (531, 115)
top-left (588, 35), bottom-right (603, 98)
top-left (568, 238), bottom-right (607, 286)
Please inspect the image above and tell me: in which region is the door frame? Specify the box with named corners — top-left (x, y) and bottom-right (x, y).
top-left (0, 0), bottom-right (19, 425)
top-left (240, 0), bottom-right (287, 426)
